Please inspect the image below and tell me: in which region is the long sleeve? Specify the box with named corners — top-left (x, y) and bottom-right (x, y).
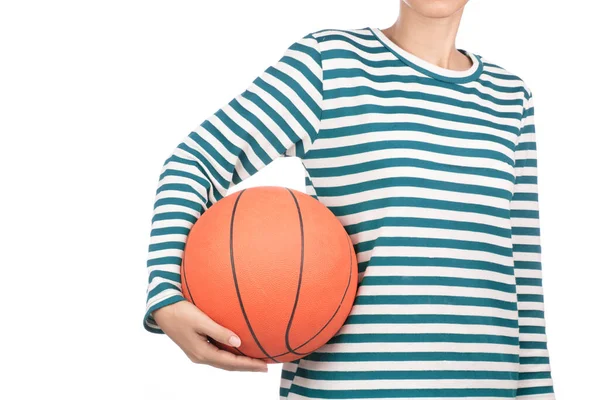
top-left (511, 92), bottom-right (556, 398)
top-left (144, 33), bottom-right (323, 333)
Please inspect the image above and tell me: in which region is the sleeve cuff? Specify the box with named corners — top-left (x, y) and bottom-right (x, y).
top-left (143, 294), bottom-right (186, 334)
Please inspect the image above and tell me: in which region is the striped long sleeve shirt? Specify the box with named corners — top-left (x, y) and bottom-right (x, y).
top-left (145, 27), bottom-right (555, 400)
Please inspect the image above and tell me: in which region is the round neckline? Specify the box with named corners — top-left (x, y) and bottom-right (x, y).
top-left (369, 27), bottom-right (483, 84)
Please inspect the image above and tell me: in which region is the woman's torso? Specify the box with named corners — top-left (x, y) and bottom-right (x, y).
top-left (280, 27), bottom-right (527, 400)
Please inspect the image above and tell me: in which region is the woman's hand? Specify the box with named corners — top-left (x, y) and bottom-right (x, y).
top-left (153, 301), bottom-right (268, 372)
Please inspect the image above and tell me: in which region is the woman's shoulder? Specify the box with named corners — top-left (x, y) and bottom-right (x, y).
top-left (476, 55), bottom-right (533, 98)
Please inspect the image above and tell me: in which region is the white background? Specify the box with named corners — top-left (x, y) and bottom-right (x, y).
top-left (1, 1), bottom-right (598, 399)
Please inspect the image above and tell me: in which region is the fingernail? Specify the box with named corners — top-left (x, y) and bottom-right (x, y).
top-left (228, 335), bottom-right (241, 347)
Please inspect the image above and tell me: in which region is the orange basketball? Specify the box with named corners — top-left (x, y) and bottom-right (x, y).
top-left (181, 186), bottom-right (358, 363)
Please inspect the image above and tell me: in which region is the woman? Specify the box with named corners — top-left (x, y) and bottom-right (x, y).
top-left (145, 0), bottom-right (555, 398)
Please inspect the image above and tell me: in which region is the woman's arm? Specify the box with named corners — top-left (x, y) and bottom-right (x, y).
top-left (145, 32), bottom-right (323, 371)
top-left (511, 91), bottom-right (556, 398)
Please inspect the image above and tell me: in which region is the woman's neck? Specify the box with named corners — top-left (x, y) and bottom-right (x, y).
top-left (381, 2), bottom-right (472, 71)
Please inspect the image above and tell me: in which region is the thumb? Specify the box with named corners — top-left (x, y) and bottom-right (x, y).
top-left (193, 309), bottom-right (242, 348)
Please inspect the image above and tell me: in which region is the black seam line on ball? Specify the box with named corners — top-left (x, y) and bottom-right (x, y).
top-left (292, 233), bottom-right (354, 355)
top-left (265, 231), bottom-right (355, 359)
top-left (284, 188), bottom-right (305, 356)
top-left (230, 189), bottom-right (278, 363)
top-left (184, 236), bottom-right (248, 356)
top-left (182, 253), bottom-right (196, 305)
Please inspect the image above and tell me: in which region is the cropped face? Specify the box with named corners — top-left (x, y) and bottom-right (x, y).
top-left (402, 0), bottom-right (469, 18)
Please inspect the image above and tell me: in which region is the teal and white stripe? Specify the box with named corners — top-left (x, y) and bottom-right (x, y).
top-left (145, 27), bottom-right (554, 399)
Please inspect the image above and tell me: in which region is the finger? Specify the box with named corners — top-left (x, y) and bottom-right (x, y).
top-left (200, 342), bottom-right (268, 372)
top-left (193, 310), bottom-right (241, 348)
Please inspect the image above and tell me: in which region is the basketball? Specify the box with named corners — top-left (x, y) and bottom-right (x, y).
top-left (181, 186), bottom-right (358, 363)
